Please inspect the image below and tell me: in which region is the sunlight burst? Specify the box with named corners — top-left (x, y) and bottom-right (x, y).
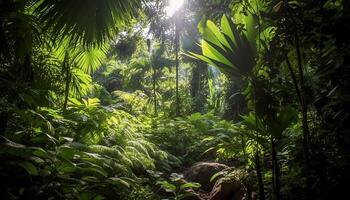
top-left (165, 0), bottom-right (184, 17)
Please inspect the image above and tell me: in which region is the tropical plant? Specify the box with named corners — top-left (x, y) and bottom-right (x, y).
top-left (157, 173), bottom-right (201, 200)
top-left (188, 14), bottom-right (257, 77)
top-left (35, 0), bottom-right (142, 47)
top-left (2, 0), bottom-right (350, 200)
top-left (186, 13), bottom-right (269, 199)
top-left (0, 96), bottom-right (169, 199)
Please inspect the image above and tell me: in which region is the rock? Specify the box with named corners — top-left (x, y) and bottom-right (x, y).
top-left (184, 162), bottom-right (229, 192)
top-left (183, 163), bottom-right (249, 200)
top-left (209, 169), bottom-right (247, 200)
top-left (209, 178), bottom-right (246, 200)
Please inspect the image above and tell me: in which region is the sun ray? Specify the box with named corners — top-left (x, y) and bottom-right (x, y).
top-left (165, 0), bottom-right (184, 17)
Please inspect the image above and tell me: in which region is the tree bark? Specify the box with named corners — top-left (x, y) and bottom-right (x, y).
top-left (271, 139), bottom-right (280, 200)
top-left (255, 152), bottom-right (266, 200)
top-left (285, 3), bottom-right (312, 194)
top-left (63, 52), bottom-right (71, 112)
top-left (252, 78), bottom-right (266, 200)
top-left (295, 32), bottom-right (312, 196)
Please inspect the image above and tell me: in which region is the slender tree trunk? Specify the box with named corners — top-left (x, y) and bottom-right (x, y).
top-left (286, 51), bottom-right (312, 197)
top-left (190, 64), bottom-right (200, 98)
top-left (147, 39), bottom-right (157, 116)
top-left (251, 78), bottom-right (266, 200)
top-left (294, 32), bottom-right (312, 196)
top-left (191, 64), bottom-right (200, 112)
top-left (241, 133), bottom-right (247, 163)
top-left (285, 57), bottom-right (302, 104)
top-left (153, 66), bottom-right (157, 116)
top-left (175, 17), bottom-right (180, 116)
top-left (255, 152), bottom-right (265, 200)
top-left (22, 54), bottom-right (34, 83)
top-left (63, 52), bottom-right (71, 112)
top-left (14, 54), bottom-right (33, 84)
top-left (0, 24), bottom-right (10, 61)
top-left (63, 70), bottom-right (71, 112)
top-left (286, 3), bottom-right (312, 194)
top-left (271, 139), bottom-right (280, 200)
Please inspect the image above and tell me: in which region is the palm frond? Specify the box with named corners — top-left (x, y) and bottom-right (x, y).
top-left (70, 68), bottom-right (92, 97)
top-left (188, 14), bottom-right (258, 77)
top-left (35, 0), bottom-right (141, 46)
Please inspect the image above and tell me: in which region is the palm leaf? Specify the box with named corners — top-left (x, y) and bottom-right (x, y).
top-left (187, 14), bottom-right (258, 78)
top-left (35, 0), bottom-right (141, 46)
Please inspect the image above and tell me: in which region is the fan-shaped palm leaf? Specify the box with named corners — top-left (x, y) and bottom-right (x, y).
top-left (187, 14), bottom-right (258, 78)
top-left (53, 39), bottom-right (108, 73)
top-left (70, 68), bottom-right (92, 97)
top-left (35, 0), bottom-right (141, 46)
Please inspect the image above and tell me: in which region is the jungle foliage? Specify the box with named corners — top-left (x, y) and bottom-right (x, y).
top-left (0, 0), bottom-right (349, 200)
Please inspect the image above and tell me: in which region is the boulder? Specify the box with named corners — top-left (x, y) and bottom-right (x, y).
top-left (209, 177), bottom-right (246, 200)
top-left (184, 162), bottom-right (229, 192)
top-left (183, 163), bottom-right (249, 200)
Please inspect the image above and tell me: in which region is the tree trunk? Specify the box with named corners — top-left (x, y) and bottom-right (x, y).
top-left (294, 32), bottom-right (312, 196)
top-left (223, 78), bottom-right (248, 121)
top-left (271, 139), bottom-right (280, 200)
top-left (15, 54), bottom-right (34, 84)
top-left (241, 133), bottom-right (247, 163)
top-left (190, 64), bottom-right (200, 112)
top-left (252, 78), bottom-right (266, 200)
top-left (63, 52), bottom-right (71, 112)
top-left (190, 62), bottom-right (208, 113)
top-left (255, 152), bottom-right (266, 200)
top-left (286, 3), bottom-right (312, 194)
top-left (153, 66), bottom-right (157, 116)
top-left (175, 17), bottom-right (180, 116)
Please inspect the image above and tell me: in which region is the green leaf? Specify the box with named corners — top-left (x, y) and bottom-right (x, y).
top-left (243, 13), bottom-right (258, 47)
top-left (206, 20), bottom-right (232, 51)
top-left (29, 156), bottom-right (45, 164)
top-left (82, 176), bottom-right (100, 182)
top-left (221, 15), bottom-right (235, 44)
top-left (107, 177), bottom-right (130, 188)
top-left (58, 146), bottom-right (77, 160)
top-left (202, 147), bottom-right (216, 155)
top-left (29, 147), bottom-right (50, 158)
top-left (57, 161), bottom-right (77, 174)
top-left (180, 182), bottom-right (201, 190)
top-left (187, 14), bottom-right (258, 78)
top-left (93, 195), bottom-right (104, 200)
top-left (36, 0), bottom-right (141, 47)
top-left (157, 181), bottom-right (176, 192)
top-left (187, 52), bottom-right (216, 66)
top-left (201, 40), bottom-right (233, 67)
top-left (201, 136), bottom-right (215, 142)
top-left (79, 164), bottom-right (108, 177)
top-left (200, 21), bottom-right (223, 48)
top-left (16, 161), bottom-right (39, 176)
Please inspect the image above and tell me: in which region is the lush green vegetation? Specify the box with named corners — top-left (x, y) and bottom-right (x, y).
top-left (1, 0), bottom-right (349, 199)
